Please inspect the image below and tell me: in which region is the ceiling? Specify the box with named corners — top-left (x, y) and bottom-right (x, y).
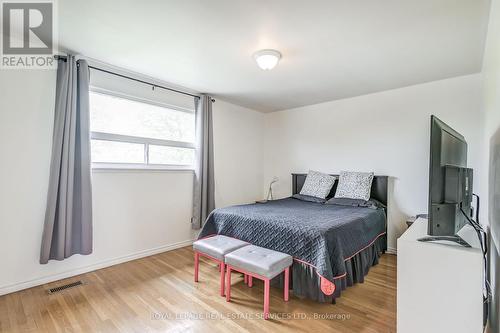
top-left (58, 0), bottom-right (491, 112)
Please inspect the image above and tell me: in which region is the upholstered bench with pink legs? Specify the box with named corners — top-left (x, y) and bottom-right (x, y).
top-left (224, 245), bottom-right (293, 320)
top-left (193, 235), bottom-right (249, 296)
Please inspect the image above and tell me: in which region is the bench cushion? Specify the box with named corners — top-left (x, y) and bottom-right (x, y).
top-left (224, 245), bottom-right (293, 279)
top-left (193, 235), bottom-right (249, 261)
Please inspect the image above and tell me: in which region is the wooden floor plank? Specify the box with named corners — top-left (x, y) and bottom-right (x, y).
top-left (0, 247), bottom-right (396, 333)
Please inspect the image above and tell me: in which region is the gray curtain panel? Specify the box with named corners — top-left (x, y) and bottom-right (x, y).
top-left (40, 55), bottom-right (93, 264)
top-left (191, 95), bottom-right (215, 229)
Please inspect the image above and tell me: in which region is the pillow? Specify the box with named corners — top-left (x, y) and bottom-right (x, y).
top-left (326, 197), bottom-right (386, 209)
top-left (334, 171), bottom-right (374, 201)
top-left (292, 193), bottom-right (326, 203)
top-left (299, 170), bottom-right (336, 199)
top-left (326, 197), bottom-right (366, 207)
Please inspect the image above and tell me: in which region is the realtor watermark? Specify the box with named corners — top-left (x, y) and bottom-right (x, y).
top-left (151, 311), bottom-right (352, 321)
top-left (1, 0), bottom-right (57, 69)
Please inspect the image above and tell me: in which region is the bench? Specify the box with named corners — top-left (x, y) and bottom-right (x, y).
top-left (193, 235), bottom-right (249, 296)
top-left (224, 245), bottom-right (293, 319)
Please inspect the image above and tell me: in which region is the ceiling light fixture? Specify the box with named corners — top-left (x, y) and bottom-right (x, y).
top-left (253, 49), bottom-right (281, 70)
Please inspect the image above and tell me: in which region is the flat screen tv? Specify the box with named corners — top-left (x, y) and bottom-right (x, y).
top-left (419, 115), bottom-right (474, 246)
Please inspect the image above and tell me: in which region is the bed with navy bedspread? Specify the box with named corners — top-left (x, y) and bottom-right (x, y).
top-left (198, 195), bottom-right (387, 301)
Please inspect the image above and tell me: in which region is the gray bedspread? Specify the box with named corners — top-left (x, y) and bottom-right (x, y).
top-left (198, 197), bottom-right (386, 284)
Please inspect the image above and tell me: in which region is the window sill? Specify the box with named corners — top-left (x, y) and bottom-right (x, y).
top-left (91, 163), bottom-right (195, 173)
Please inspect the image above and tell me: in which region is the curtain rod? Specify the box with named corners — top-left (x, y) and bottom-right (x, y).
top-left (54, 55), bottom-right (204, 100)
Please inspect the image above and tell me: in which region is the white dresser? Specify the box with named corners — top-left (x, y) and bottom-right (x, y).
top-left (397, 217), bottom-right (484, 333)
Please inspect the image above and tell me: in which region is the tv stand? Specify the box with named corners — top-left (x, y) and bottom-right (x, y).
top-left (398, 217), bottom-right (483, 333)
top-left (418, 235), bottom-right (471, 247)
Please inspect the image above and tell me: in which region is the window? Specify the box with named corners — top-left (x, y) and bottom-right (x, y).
top-left (89, 91), bottom-right (196, 169)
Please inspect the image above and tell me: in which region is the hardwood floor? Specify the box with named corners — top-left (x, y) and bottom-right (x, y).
top-left (0, 247), bottom-right (396, 333)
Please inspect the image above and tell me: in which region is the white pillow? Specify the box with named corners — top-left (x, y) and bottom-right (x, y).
top-left (300, 171), bottom-right (336, 199)
top-left (335, 171), bottom-right (374, 201)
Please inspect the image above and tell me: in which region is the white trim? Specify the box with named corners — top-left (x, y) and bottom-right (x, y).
top-left (0, 239), bottom-right (194, 296)
top-left (92, 163), bottom-right (194, 172)
top-left (90, 88), bottom-right (195, 114)
top-left (90, 132), bottom-right (195, 169)
top-left (386, 247), bottom-right (397, 255)
top-left (91, 132), bottom-right (195, 149)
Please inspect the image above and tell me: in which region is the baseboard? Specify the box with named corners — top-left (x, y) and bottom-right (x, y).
top-left (0, 239), bottom-right (194, 296)
top-left (386, 247), bottom-right (397, 255)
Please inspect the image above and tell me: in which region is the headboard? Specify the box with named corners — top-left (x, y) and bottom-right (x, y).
top-left (292, 173), bottom-right (389, 207)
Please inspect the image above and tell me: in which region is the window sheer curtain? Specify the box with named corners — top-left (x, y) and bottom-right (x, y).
top-left (40, 55), bottom-right (93, 264)
top-left (191, 94), bottom-right (215, 229)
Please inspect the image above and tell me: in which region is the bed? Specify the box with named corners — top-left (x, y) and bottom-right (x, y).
top-left (198, 173), bottom-right (388, 302)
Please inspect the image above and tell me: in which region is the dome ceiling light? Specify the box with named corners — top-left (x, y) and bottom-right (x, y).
top-left (253, 49), bottom-right (281, 70)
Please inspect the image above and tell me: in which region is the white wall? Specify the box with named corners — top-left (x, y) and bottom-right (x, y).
top-left (482, 0), bottom-right (500, 241)
top-left (481, 0), bottom-right (500, 331)
top-left (212, 100), bottom-right (265, 207)
top-left (263, 74), bottom-right (484, 252)
top-left (0, 69), bottom-right (264, 295)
